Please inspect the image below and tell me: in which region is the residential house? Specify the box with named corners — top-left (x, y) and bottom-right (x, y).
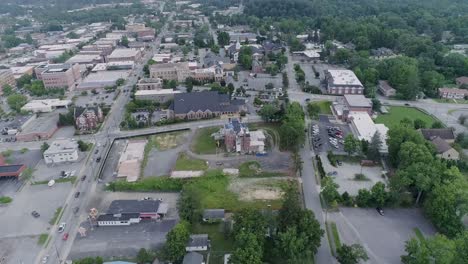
top-left (438, 87), bottom-right (468, 99)
top-left (74, 106), bottom-right (104, 132)
top-left (378, 80), bottom-right (396, 97)
top-left (325, 70), bottom-right (364, 95)
top-left (456, 76), bottom-right (468, 87)
top-left (431, 137), bottom-right (459, 160)
top-left (202, 209), bottom-right (225, 222)
top-left (186, 234), bottom-right (209, 252)
top-left (169, 91), bottom-right (246, 120)
top-left (262, 41), bottom-right (283, 55)
top-left (183, 252), bottom-right (204, 264)
top-left (420, 128), bottom-right (456, 143)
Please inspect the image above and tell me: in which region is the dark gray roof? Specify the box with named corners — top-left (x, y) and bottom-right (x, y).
top-left (263, 41), bottom-right (282, 53)
top-left (183, 252), bottom-right (203, 264)
top-left (97, 213), bottom-right (140, 222)
top-left (172, 91), bottom-right (241, 114)
top-left (74, 106), bottom-right (100, 119)
top-left (0, 164), bottom-right (25, 174)
top-left (107, 200), bottom-right (161, 214)
top-left (187, 234), bottom-right (209, 248)
top-left (203, 209), bottom-right (225, 219)
top-left (420, 129), bottom-right (455, 141)
top-left (431, 137), bottom-right (453, 154)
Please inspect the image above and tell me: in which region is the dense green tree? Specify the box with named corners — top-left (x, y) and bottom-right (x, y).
top-left (2, 84), bottom-right (14, 96)
top-left (233, 208), bottom-right (267, 242)
top-left (230, 231), bottom-right (263, 264)
top-left (397, 142), bottom-right (433, 169)
top-left (431, 121), bottom-right (444, 128)
top-left (336, 244), bottom-right (369, 264)
top-left (356, 189), bottom-right (372, 207)
top-left (120, 36), bottom-right (129, 47)
top-left (321, 176), bottom-right (340, 204)
top-left (217, 31), bottom-right (230, 46)
top-left (279, 102), bottom-right (305, 151)
top-left (370, 182), bottom-right (389, 207)
top-left (387, 127), bottom-right (425, 166)
top-left (239, 46), bottom-right (253, 69)
top-left (344, 134), bottom-right (359, 155)
top-left (413, 119), bottom-right (427, 129)
top-left (259, 104), bottom-right (279, 122)
top-left (136, 248), bottom-right (153, 264)
top-left (401, 235), bottom-right (455, 264)
top-left (162, 221), bottom-right (190, 262)
top-left (367, 131), bottom-right (382, 161)
top-left (7, 94), bottom-right (27, 112)
top-left (420, 71), bottom-right (445, 98)
top-left (16, 74), bottom-right (32, 88)
top-left (453, 231), bottom-right (468, 264)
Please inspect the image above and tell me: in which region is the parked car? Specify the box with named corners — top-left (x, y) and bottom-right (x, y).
top-left (62, 233), bottom-right (69, 240)
top-left (96, 157), bottom-right (102, 162)
top-left (81, 175), bottom-right (87, 181)
top-left (31, 211), bottom-right (40, 218)
top-left (376, 207), bottom-right (384, 216)
top-left (41, 255), bottom-right (49, 264)
top-left (74, 192), bottom-right (80, 198)
top-left (58, 223), bottom-right (66, 233)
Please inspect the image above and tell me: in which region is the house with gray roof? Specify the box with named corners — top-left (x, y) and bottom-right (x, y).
top-left (169, 91), bottom-right (245, 120)
top-left (420, 128), bottom-right (456, 143)
top-left (431, 137), bottom-right (459, 161)
top-left (186, 234), bottom-right (209, 251)
top-left (202, 209), bottom-right (225, 222)
top-left (183, 252), bottom-right (204, 264)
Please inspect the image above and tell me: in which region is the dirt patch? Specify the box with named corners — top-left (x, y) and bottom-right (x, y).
top-left (228, 177), bottom-right (287, 201)
top-left (153, 131), bottom-right (188, 151)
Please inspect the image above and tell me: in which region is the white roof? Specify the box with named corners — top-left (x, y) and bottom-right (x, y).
top-left (79, 70), bottom-right (129, 89)
top-left (22, 99), bottom-right (71, 110)
top-left (344, 95), bottom-right (372, 108)
top-left (135, 89), bottom-right (181, 96)
top-left (108, 48), bottom-right (140, 59)
top-left (44, 139), bottom-right (77, 154)
top-left (66, 54), bottom-right (101, 64)
top-left (349, 111), bottom-right (388, 153)
top-left (327, 70), bottom-right (363, 86)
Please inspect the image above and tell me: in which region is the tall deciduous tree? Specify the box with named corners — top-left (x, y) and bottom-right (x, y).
top-left (344, 134), bottom-right (359, 155)
top-left (230, 231), bottom-right (263, 264)
top-left (162, 221), bottom-right (190, 263)
top-left (336, 244), bottom-right (369, 264)
top-left (401, 235), bottom-right (455, 264)
top-left (217, 31), bottom-right (230, 46)
top-left (321, 176), bottom-right (340, 204)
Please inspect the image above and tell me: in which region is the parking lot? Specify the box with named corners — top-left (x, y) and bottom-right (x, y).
top-left (310, 115), bottom-right (351, 154)
top-left (227, 71), bottom-right (283, 91)
top-left (73, 91), bottom-right (117, 108)
top-left (331, 208), bottom-right (436, 264)
top-left (32, 152), bottom-right (87, 182)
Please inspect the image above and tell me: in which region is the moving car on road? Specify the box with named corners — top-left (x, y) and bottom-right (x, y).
top-left (58, 222), bottom-right (66, 233)
top-left (376, 207), bottom-right (384, 216)
top-left (62, 233), bottom-right (69, 240)
top-left (74, 192), bottom-right (80, 198)
top-left (31, 211), bottom-right (40, 218)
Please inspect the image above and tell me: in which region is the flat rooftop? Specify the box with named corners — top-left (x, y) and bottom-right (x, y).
top-left (107, 200), bottom-right (161, 214)
top-left (108, 48), bottom-right (140, 58)
top-left (81, 70), bottom-right (130, 83)
top-left (344, 95), bottom-right (372, 108)
top-left (44, 139), bottom-right (78, 154)
top-left (135, 89), bottom-right (181, 96)
top-left (20, 113), bottom-right (58, 133)
top-left (327, 69), bottom-right (363, 86)
top-left (66, 54), bottom-right (102, 64)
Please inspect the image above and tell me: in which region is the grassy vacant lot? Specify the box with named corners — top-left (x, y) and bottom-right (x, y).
top-left (239, 161), bottom-right (285, 178)
top-left (152, 131), bottom-right (187, 151)
top-left (307, 100), bottom-right (332, 119)
top-left (191, 127), bottom-right (219, 154)
top-left (192, 222), bottom-right (234, 264)
top-left (174, 153), bottom-right (208, 171)
top-left (375, 106), bottom-right (437, 128)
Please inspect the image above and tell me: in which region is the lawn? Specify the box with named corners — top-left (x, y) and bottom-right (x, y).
top-left (307, 100), bottom-right (332, 119)
top-left (238, 161), bottom-right (285, 178)
top-left (249, 123), bottom-right (281, 147)
top-left (174, 153), bottom-right (208, 171)
top-left (191, 127), bottom-right (219, 154)
top-left (374, 106), bottom-right (438, 128)
top-left (192, 222), bottom-right (234, 264)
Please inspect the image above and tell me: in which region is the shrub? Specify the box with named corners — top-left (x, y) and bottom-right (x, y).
top-left (355, 189), bottom-right (372, 207)
top-left (316, 155), bottom-right (326, 178)
top-left (341, 192), bottom-right (353, 206)
top-left (107, 177), bottom-right (185, 192)
top-left (327, 151), bottom-right (337, 167)
top-left (353, 173), bottom-right (369, 181)
top-left (0, 196), bottom-right (13, 204)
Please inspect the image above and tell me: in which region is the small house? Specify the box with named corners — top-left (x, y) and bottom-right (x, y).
top-left (183, 252), bottom-right (204, 264)
top-left (202, 209), bottom-right (225, 222)
top-left (186, 234), bottom-right (209, 252)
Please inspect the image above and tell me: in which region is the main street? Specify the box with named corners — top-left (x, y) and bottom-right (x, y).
top-left (34, 10), bottom-right (174, 264)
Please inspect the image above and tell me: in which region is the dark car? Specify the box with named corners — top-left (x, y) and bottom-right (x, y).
top-left (81, 175), bottom-right (86, 181)
top-left (376, 207), bottom-right (384, 216)
top-left (31, 211), bottom-right (40, 218)
top-left (96, 157), bottom-right (101, 162)
top-left (74, 192), bottom-right (80, 198)
top-left (94, 149), bottom-right (99, 154)
top-left (73, 207), bottom-right (79, 214)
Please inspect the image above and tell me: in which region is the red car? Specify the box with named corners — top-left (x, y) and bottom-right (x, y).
top-left (62, 233), bottom-right (69, 241)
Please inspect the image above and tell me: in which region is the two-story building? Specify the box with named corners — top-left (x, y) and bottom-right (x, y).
top-left (43, 139), bottom-right (79, 164)
top-left (325, 69), bottom-right (364, 95)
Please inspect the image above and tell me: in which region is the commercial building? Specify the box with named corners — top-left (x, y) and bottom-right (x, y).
top-left (107, 48), bottom-right (142, 62)
top-left (152, 53), bottom-right (172, 63)
top-left (92, 61), bottom-right (135, 72)
top-left (150, 62), bottom-right (191, 82)
top-left (117, 140), bottom-right (146, 182)
top-left (339, 94), bottom-right (373, 120)
top-left (378, 80), bottom-right (396, 97)
top-left (325, 69), bottom-right (364, 95)
top-left (66, 54), bottom-right (103, 65)
top-left (0, 164), bottom-right (27, 178)
top-left (0, 69), bottom-right (16, 95)
top-left (136, 78), bottom-right (163, 90)
top-left (169, 91), bottom-right (245, 120)
top-left (41, 64), bottom-right (81, 90)
top-left (21, 99), bottom-right (71, 113)
top-left (134, 89), bottom-right (181, 103)
top-left (77, 70), bottom-right (130, 90)
top-left (43, 139), bottom-right (79, 164)
top-left (15, 113), bottom-right (58, 141)
top-left (96, 200), bottom-right (168, 226)
top-left (348, 111), bottom-right (388, 154)
top-left (81, 44), bottom-right (114, 56)
top-left (438, 87), bottom-right (468, 99)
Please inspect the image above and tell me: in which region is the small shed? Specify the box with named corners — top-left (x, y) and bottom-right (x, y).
top-left (202, 209), bottom-right (225, 222)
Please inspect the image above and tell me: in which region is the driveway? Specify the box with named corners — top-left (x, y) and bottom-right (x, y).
top-left (330, 207), bottom-right (436, 264)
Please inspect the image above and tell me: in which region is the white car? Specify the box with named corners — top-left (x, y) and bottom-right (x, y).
top-left (47, 180), bottom-right (55, 187)
top-left (58, 222), bottom-right (66, 233)
top-left (41, 255), bottom-right (49, 263)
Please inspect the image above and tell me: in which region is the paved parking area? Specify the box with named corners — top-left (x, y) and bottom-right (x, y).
top-left (227, 71), bottom-right (282, 91)
top-left (33, 153), bottom-right (87, 182)
top-left (331, 208), bottom-right (435, 264)
top-left (320, 153), bottom-right (385, 195)
top-left (73, 91), bottom-right (117, 108)
top-left (69, 219), bottom-right (177, 260)
top-left (310, 116), bottom-right (351, 154)
top-left (0, 235), bottom-right (42, 264)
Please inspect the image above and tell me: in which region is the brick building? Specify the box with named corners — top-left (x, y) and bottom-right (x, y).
top-left (0, 69), bottom-right (16, 95)
top-left (41, 64), bottom-right (81, 91)
top-left (325, 69), bottom-right (364, 95)
top-left (74, 106), bottom-right (104, 132)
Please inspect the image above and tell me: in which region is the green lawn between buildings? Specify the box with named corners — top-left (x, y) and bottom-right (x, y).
top-left (375, 106), bottom-right (438, 128)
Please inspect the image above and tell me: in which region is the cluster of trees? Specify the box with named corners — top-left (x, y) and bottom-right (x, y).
top-left (293, 64), bottom-right (305, 83)
top-left (217, 31), bottom-right (230, 46)
top-left (7, 94), bottom-right (27, 112)
top-left (387, 126), bottom-right (468, 237)
top-left (229, 185), bottom-right (324, 264)
top-left (238, 46), bottom-right (253, 69)
top-left (401, 231), bottom-right (468, 264)
top-left (279, 102), bottom-right (305, 151)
